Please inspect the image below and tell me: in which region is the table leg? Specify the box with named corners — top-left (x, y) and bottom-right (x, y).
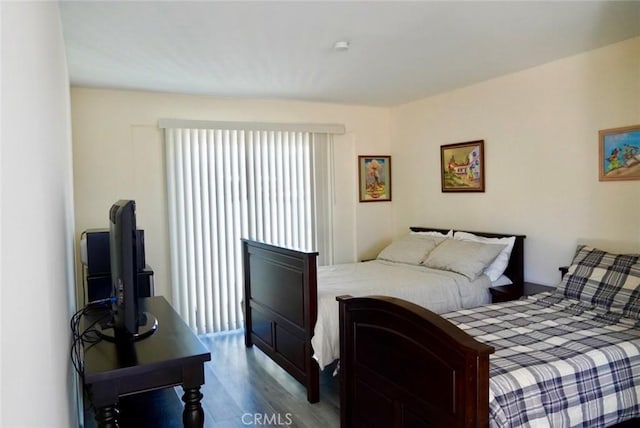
top-left (95, 404), bottom-right (119, 428)
top-left (182, 386), bottom-right (204, 428)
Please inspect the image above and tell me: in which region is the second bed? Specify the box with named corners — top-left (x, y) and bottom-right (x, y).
top-left (242, 227), bottom-right (525, 402)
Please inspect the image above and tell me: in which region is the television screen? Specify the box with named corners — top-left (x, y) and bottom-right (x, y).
top-left (109, 199), bottom-right (140, 338)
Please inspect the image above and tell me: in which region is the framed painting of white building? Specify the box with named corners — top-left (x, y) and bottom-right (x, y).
top-left (440, 140), bottom-right (484, 192)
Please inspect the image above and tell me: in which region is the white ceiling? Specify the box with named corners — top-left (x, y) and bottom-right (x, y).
top-left (59, 1), bottom-right (640, 107)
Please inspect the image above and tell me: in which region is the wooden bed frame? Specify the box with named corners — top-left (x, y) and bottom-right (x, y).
top-left (337, 294), bottom-right (494, 427)
top-left (242, 227), bottom-right (525, 403)
top-left (336, 296), bottom-right (640, 428)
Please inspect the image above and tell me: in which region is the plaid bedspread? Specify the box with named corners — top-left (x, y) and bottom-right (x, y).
top-left (443, 292), bottom-right (640, 427)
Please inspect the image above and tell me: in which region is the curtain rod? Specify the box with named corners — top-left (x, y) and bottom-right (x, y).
top-left (158, 119), bottom-right (345, 135)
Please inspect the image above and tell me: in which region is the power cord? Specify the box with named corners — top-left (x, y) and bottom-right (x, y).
top-left (70, 297), bottom-right (115, 378)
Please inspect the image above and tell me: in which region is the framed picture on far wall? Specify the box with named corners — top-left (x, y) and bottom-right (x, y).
top-left (440, 140), bottom-right (485, 192)
top-left (358, 155), bottom-right (391, 202)
top-left (599, 124), bottom-right (640, 181)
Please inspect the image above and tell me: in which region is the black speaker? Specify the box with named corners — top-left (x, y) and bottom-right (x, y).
top-left (87, 267), bottom-right (154, 302)
top-left (82, 228), bottom-right (151, 303)
top-left (83, 228), bottom-right (146, 275)
top-left (86, 274), bottom-right (111, 302)
top-left (84, 229), bottom-right (110, 275)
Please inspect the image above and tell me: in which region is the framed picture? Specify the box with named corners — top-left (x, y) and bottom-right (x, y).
top-left (599, 124), bottom-right (640, 181)
top-left (358, 155), bottom-right (391, 202)
top-left (440, 140), bottom-right (485, 192)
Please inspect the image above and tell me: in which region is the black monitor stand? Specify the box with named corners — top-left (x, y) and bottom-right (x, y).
top-left (96, 312), bottom-right (159, 343)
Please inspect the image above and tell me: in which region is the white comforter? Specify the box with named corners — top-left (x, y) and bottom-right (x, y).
top-left (311, 260), bottom-right (491, 369)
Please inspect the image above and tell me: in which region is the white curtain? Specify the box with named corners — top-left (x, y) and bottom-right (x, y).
top-left (163, 124), bottom-right (336, 334)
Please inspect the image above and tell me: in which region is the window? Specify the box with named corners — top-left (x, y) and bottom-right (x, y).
top-left (162, 121), bottom-right (342, 333)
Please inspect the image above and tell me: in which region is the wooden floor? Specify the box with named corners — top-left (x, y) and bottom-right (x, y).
top-left (198, 330), bottom-right (340, 428)
top-left (84, 329), bottom-right (340, 428)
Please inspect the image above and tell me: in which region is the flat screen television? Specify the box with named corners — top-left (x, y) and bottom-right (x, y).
top-left (99, 199), bottom-right (157, 342)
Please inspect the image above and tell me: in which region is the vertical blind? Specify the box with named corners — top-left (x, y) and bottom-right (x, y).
top-left (164, 124), bottom-right (337, 334)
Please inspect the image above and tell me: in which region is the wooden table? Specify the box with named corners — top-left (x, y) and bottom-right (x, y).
top-left (83, 296), bottom-right (211, 428)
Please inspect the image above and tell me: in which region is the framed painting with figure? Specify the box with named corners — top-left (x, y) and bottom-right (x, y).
top-left (440, 140), bottom-right (485, 192)
top-left (599, 125), bottom-right (640, 181)
top-left (358, 155), bottom-right (391, 202)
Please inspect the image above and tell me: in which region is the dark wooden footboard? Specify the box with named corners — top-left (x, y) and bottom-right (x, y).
top-left (337, 295), bottom-right (494, 428)
top-left (242, 239), bottom-right (320, 402)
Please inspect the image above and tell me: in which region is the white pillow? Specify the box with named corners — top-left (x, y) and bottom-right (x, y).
top-left (410, 229), bottom-right (453, 238)
top-left (453, 231), bottom-right (516, 282)
top-left (377, 234), bottom-right (446, 265)
top-left (422, 238), bottom-right (506, 280)
top-left (491, 275), bottom-right (513, 287)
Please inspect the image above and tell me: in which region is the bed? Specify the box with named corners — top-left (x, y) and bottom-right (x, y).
top-left (242, 227), bottom-right (526, 402)
top-left (338, 244), bottom-right (640, 427)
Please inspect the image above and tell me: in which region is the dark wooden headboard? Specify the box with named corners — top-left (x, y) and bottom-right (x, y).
top-left (409, 227), bottom-right (526, 285)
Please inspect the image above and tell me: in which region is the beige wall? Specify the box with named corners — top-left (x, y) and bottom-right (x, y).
top-left (72, 37), bottom-right (640, 299)
top-left (2, 2), bottom-right (77, 426)
top-left (391, 36), bottom-right (640, 285)
top-left (70, 90), bottom-right (391, 301)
